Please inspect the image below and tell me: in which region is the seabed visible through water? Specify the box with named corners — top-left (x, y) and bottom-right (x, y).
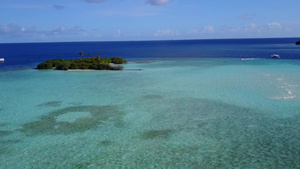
top-left (0, 58), bottom-right (300, 168)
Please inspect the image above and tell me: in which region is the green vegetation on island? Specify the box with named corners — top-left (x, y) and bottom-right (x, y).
top-left (37, 56), bottom-right (127, 70)
top-left (296, 41), bottom-right (300, 45)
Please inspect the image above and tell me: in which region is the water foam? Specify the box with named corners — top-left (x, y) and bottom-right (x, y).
top-left (270, 77), bottom-right (297, 100)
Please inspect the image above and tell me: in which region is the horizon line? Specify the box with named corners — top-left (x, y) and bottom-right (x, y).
top-left (1, 36), bottom-right (300, 44)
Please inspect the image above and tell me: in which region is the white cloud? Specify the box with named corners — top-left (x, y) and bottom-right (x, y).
top-left (223, 23), bottom-right (273, 34)
top-left (240, 22), bottom-right (282, 33)
top-left (203, 26), bottom-right (214, 33)
top-left (0, 24), bottom-right (19, 33)
top-left (267, 22), bottom-right (282, 30)
top-left (21, 27), bottom-right (26, 32)
top-left (242, 23), bottom-right (264, 33)
top-left (0, 24), bottom-right (87, 41)
top-left (153, 29), bottom-right (179, 37)
top-left (114, 30), bottom-right (121, 38)
top-left (188, 26), bottom-right (215, 35)
top-left (46, 26), bottom-right (68, 36)
top-left (148, 0), bottom-right (172, 6)
top-left (0, 24), bottom-right (36, 34)
top-left (217, 22), bottom-right (289, 38)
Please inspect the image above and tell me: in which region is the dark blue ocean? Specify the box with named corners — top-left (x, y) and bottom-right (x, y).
top-left (1, 38), bottom-right (300, 70)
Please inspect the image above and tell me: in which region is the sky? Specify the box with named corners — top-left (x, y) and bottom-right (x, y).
top-left (1, 0), bottom-right (300, 43)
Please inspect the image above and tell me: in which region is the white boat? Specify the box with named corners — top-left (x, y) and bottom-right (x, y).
top-left (271, 54), bottom-right (280, 59)
top-left (0, 58), bottom-right (4, 62)
top-left (240, 58), bottom-right (258, 61)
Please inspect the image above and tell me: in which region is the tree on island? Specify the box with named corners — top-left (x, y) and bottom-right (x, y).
top-left (111, 57), bottom-right (127, 64)
top-left (79, 51), bottom-right (84, 56)
top-left (97, 54), bottom-right (101, 62)
top-left (37, 56), bottom-right (127, 71)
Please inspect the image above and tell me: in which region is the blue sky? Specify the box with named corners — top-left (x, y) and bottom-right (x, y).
top-left (1, 0), bottom-right (300, 42)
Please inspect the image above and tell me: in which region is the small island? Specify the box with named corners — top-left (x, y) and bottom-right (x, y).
top-left (37, 56), bottom-right (127, 71)
top-left (296, 41), bottom-right (300, 45)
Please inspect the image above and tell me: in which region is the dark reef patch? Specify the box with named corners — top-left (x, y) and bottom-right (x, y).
top-left (141, 94), bottom-right (164, 100)
top-left (0, 130), bottom-right (13, 137)
top-left (20, 105), bottom-right (125, 135)
top-left (74, 162), bottom-right (93, 169)
top-left (0, 129), bottom-right (20, 155)
top-left (141, 129), bottom-right (173, 140)
top-left (0, 148), bottom-right (10, 155)
top-left (98, 140), bottom-right (113, 146)
top-left (0, 123), bottom-right (7, 127)
top-left (0, 139), bottom-right (21, 144)
top-left (38, 101), bottom-right (62, 107)
top-left (132, 97), bottom-right (300, 168)
top-left (69, 102), bottom-right (83, 106)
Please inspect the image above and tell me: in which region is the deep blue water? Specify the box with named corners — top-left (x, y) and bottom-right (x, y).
top-left (0, 38), bottom-right (300, 70)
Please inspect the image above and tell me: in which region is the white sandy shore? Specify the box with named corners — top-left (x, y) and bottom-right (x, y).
top-left (66, 69), bottom-right (97, 71)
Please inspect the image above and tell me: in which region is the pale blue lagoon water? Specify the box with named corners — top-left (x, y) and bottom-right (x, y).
top-left (0, 58), bottom-right (300, 168)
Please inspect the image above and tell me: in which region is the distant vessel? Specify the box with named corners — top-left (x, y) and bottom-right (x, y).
top-left (240, 58), bottom-right (257, 61)
top-left (271, 54), bottom-right (280, 59)
top-left (0, 58), bottom-right (4, 62)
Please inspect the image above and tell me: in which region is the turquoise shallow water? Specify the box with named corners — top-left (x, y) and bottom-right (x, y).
top-left (0, 58), bottom-right (300, 168)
